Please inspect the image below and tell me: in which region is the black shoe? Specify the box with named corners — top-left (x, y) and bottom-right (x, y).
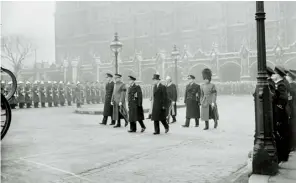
top-left (114, 125), bottom-right (121, 128)
top-left (214, 121), bottom-right (218, 128)
top-left (153, 132), bottom-right (160, 135)
top-left (141, 128), bottom-right (146, 133)
top-left (182, 125), bottom-right (189, 128)
top-left (100, 122), bottom-right (106, 125)
top-left (165, 128), bottom-right (169, 133)
top-left (128, 130), bottom-right (136, 133)
top-left (109, 123), bottom-right (115, 125)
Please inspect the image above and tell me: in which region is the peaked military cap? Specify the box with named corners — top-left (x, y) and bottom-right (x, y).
top-left (188, 75), bottom-right (195, 79)
top-left (152, 74), bottom-right (161, 80)
top-left (274, 65), bottom-right (286, 77)
top-left (106, 73), bottom-right (113, 78)
top-left (128, 75), bottom-right (136, 81)
top-left (115, 73), bottom-right (122, 78)
top-left (266, 66), bottom-right (275, 76)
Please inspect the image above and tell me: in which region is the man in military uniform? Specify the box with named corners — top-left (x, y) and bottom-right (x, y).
top-left (182, 75), bottom-right (201, 128)
top-left (66, 82), bottom-right (72, 106)
top-left (46, 81), bottom-right (53, 107)
top-left (25, 81), bottom-right (32, 108)
top-left (17, 81), bottom-right (25, 108)
top-left (165, 76), bottom-right (178, 124)
top-left (53, 81), bottom-right (59, 107)
top-left (91, 82), bottom-right (96, 104)
top-left (58, 81), bottom-right (66, 106)
top-left (127, 75), bottom-right (146, 133)
top-left (100, 73), bottom-right (115, 125)
top-left (39, 81), bottom-right (46, 107)
top-left (32, 81), bottom-right (40, 108)
top-left (111, 74), bottom-right (128, 128)
top-left (81, 83), bottom-right (85, 105)
top-left (7, 81), bottom-right (18, 109)
top-left (71, 82), bottom-right (76, 103)
top-left (75, 81), bottom-right (82, 108)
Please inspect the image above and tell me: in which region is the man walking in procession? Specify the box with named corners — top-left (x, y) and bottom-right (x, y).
top-left (165, 76), bottom-right (178, 124)
top-left (151, 74), bottom-right (169, 135)
top-left (100, 73), bottom-right (115, 125)
top-left (127, 75), bottom-right (146, 133)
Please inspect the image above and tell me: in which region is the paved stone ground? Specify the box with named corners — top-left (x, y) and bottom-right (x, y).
top-left (1, 95), bottom-right (254, 183)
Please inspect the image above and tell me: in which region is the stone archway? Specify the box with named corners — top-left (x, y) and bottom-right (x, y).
top-left (142, 67), bottom-right (157, 84)
top-left (249, 61), bottom-right (275, 80)
top-left (189, 64), bottom-right (210, 83)
top-left (164, 66), bottom-right (184, 84)
top-left (219, 62), bottom-right (241, 82)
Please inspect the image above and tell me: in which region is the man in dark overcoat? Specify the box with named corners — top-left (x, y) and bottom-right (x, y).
top-left (86, 82), bottom-right (91, 104)
top-left (58, 81), bottom-right (66, 106)
top-left (100, 73), bottom-right (115, 125)
top-left (17, 81), bottom-right (25, 109)
top-left (286, 70), bottom-right (296, 150)
top-left (46, 81), bottom-right (53, 107)
top-left (25, 81), bottom-right (32, 108)
top-left (111, 74), bottom-right (128, 128)
top-left (39, 81), bottom-right (46, 108)
top-left (53, 81), bottom-right (59, 107)
top-left (182, 75), bottom-right (201, 128)
top-left (32, 81), bottom-right (40, 108)
top-left (66, 82), bottom-right (72, 106)
top-left (75, 81), bottom-right (82, 108)
top-left (165, 76), bottom-right (177, 124)
top-left (151, 74), bottom-right (169, 135)
top-left (7, 81), bottom-right (18, 109)
top-left (127, 75), bottom-right (146, 133)
top-left (271, 66), bottom-right (289, 162)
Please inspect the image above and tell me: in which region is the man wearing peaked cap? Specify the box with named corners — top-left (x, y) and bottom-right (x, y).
top-left (266, 66), bottom-right (276, 95)
top-left (165, 75), bottom-right (178, 124)
top-left (127, 75), bottom-right (146, 133)
top-left (151, 73), bottom-right (169, 135)
top-left (287, 69), bottom-right (296, 150)
top-left (272, 65), bottom-right (290, 162)
top-left (100, 73), bottom-right (116, 125)
top-left (188, 75), bottom-right (195, 80)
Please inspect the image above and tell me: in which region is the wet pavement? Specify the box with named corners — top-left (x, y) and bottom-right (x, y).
top-left (2, 95), bottom-right (254, 183)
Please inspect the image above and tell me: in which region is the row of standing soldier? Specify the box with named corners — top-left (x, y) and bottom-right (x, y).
top-left (0, 81), bottom-right (105, 109)
top-left (265, 66), bottom-right (296, 163)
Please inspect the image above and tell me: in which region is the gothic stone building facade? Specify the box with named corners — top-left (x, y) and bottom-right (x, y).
top-left (23, 1), bottom-right (296, 83)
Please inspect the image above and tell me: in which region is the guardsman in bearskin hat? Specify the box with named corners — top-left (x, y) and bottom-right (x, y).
top-left (286, 69), bottom-right (296, 150)
top-left (200, 68), bottom-right (219, 130)
top-left (271, 65), bottom-right (289, 162)
top-left (25, 81), bottom-right (32, 108)
top-left (66, 82), bottom-right (72, 106)
top-left (7, 81), bottom-right (18, 109)
top-left (151, 74), bottom-right (169, 135)
top-left (100, 73), bottom-right (115, 125)
top-left (46, 81), bottom-right (53, 107)
top-left (75, 81), bottom-right (82, 108)
top-left (165, 76), bottom-right (178, 124)
top-left (111, 74), bottom-right (128, 128)
top-left (127, 75), bottom-right (146, 133)
top-left (17, 81), bottom-right (25, 109)
top-left (39, 81), bottom-right (46, 108)
top-left (53, 81), bottom-right (59, 107)
top-left (58, 81), bottom-right (66, 106)
top-left (182, 75), bottom-right (201, 128)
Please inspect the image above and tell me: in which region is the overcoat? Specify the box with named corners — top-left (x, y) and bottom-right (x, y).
top-left (128, 83), bottom-right (144, 122)
top-left (111, 81), bottom-right (128, 121)
top-left (53, 85), bottom-right (59, 103)
top-left (66, 86), bottom-right (72, 102)
top-left (289, 82), bottom-right (296, 148)
top-left (200, 83), bottom-right (219, 121)
top-left (151, 83), bottom-right (167, 121)
top-left (58, 85), bottom-right (65, 103)
top-left (39, 85), bottom-right (46, 103)
top-left (46, 85), bottom-right (53, 103)
top-left (184, 82), bottom-right (201, 119)
top-left (166, 83), bottom-right (177, 116)
top-left (103, 81), bottom-right (114, 116)
top-left (25, 85), bottom-right (32, 103)
top-left (85, 85), bottom-right (91, 102)
top-left (75, 85), bottom-right (82, 104)
top-left (17, 86), bottom-right (25, 103)
top-left (32, 85), bottom-right (40, 103)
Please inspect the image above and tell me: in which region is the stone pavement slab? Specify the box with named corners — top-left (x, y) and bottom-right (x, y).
top-left (2, 95), bottom-right (254, 183)
top-left (74, 98), bottom-right (185, 115)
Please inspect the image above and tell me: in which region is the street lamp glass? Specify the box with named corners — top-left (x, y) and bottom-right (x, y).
top-left (110, 33), bottom-right (123, 53)
top-left (171, 45), bottom-right (180, 59)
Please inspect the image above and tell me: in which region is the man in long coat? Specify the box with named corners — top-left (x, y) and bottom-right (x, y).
top-left (272, 66), bottom-right (289, 162)
top-left (287, 70), bottom-right (296, 150)
top-left (25, 81), bottom-right (32, 108)
top-left (127, 75), bottom-right (146, 133)
top-left (100, 73), bottom-right (115, 125)
top-left (75, 81), bottom-right (82, 108)
top-left (182, 75), bottom-right (201, 128)
top-left (39, 81), bottom-right (46, 108)
top-left (151, 74), bottom-right (169, 135)
top-left (53, 81), bottom-right (59, 107)
top-left (66, 82), bottom-right (72, 106)
top-left (32, 81), bottom-right (40, 108)
top-left (58, 81), bottom-right (66, 106)
top-left (111, 74), bottom-right (128, 128)
top-left (17, 81), bottom-right (25, 109)
top-left (165, 76), bottom-right (178, 124)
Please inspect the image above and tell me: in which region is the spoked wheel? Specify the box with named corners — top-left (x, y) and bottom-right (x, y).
top-left (1, 67), bottom-right (17, 101)
top-left (1, 94), bottom-right (12, 140)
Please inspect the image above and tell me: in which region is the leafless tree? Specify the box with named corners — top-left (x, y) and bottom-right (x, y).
top-left (1, 35), bottom-right (32, 78)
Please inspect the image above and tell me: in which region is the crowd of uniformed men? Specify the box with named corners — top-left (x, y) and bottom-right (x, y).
top-left (0, 80), bottom-right (105, 109)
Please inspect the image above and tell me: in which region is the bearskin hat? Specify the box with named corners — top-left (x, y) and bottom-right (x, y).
top-left (202, 68), bottom-right (212, 81)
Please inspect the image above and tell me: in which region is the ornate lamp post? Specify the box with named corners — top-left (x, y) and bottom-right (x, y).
top-left (171, 45), bottom-right (180, 100)
top-left (252, 1), bottom-right (278, 176)
top-left (110, 32), bottom-right (123, 74)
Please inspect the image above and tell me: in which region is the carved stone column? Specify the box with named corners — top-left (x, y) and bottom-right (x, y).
top-left (63, 60), bottom-right (69, 83)
top-left (71, 58), bottom-right (79, 83)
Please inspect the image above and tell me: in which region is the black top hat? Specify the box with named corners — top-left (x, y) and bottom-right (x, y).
top-left (152, 74), bottom-right (160, 80)
top-left (274, 66), bottom-right (286, 77)
top-left (114, 74), bottom-right (122, 78)
top-left (128, 75), bottom-right (136, 81)
top-left (188, 75), bottom-right (195, 79)
top-left (266, 66), bottom-right (275, 76)
top-left (106, 73), bottom-right (113, 78)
